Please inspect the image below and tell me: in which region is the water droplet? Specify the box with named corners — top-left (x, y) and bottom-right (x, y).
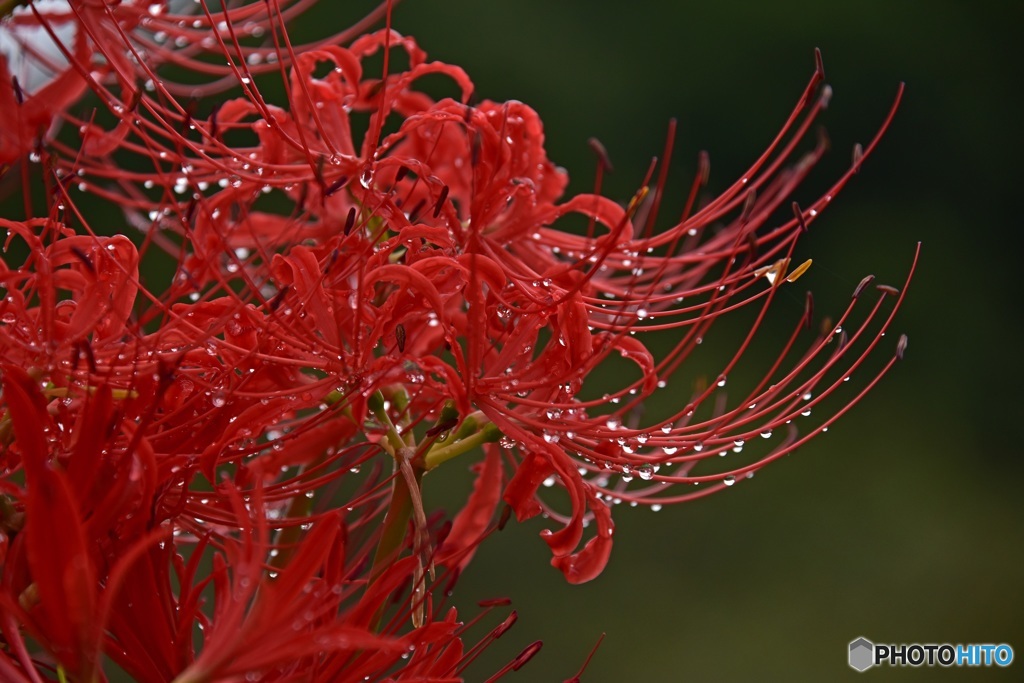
top-left (637, 464), bottom-right (654, 480)
top-left (760, 429), bottom-right (772, 439)
top-left (723, 476), bottom-right (736, 486)
top-left (650, 503), bottom-right (663, 512)
top-left (358, 167), bottom-right (373, 188)
top-left (717, 375), bottom-right (727, 387)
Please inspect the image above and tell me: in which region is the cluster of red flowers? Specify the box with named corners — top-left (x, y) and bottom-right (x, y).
top-left (0, 1), bottom-right (914, 680)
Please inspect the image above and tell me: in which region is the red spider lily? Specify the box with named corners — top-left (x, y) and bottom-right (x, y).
top-left (0, 0), bottom-right (914, 679)
top-left (0, 0), bottom-right (392, 167)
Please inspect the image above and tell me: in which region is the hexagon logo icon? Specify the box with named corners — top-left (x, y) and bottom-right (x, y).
top-left (849, 637), bottom-right (874, 672)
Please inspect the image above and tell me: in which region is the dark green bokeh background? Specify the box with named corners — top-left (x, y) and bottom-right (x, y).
top-left (363, 1), bottom-right (1022, 680)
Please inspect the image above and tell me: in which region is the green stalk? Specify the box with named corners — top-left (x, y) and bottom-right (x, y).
top-left (423, 422), bottom-right (501, 470)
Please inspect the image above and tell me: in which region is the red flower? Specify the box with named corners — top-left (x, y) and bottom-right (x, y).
top-left (0, 0), bottom-right (915, 679)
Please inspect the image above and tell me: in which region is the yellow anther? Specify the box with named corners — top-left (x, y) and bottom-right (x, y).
top-left (785, 258), bottom-right (813, 283)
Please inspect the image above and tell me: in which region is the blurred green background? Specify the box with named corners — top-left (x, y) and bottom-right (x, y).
top-left (369, 1), bottom-right (1023, 681)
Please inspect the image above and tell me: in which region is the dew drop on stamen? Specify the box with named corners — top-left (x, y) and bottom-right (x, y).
top-left (717, 375), bottom-right (727, 387)
top-left (358, 166), bottom-right (374, 189)
top-left (760, 429), bottom-right (772, 439)
top-left (637, 464), bottom-right (654, 480)
top-left (723, 476), bottom-right (736, 486)
top-left (650, 504), bottom-right (663, 512)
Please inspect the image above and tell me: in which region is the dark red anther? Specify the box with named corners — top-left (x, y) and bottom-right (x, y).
top-left (11, 76), bottom-right (23, 105)
top-left (268, 285), bottom-right (290, 312)
top-left (697, 150), bottom-right (710, 186)
top-left (432, 185), bottom-right (449, 218)
top-left (395, 323), bottom-right (406, 352)
top-left (896, 334), bottom-right (908, 360)
top-left (739, 188), bottom-right (757, 224)
top-left (511, 641), bottom-right (543, 670)
top-left (407, 198), bottom-right (427, 223)
top-left (803, 291), bottom-right (815, 329)
top-left (184, 196), bottom-right (198, 225)
top-left (853, 274), bottom-right (875, 298)
top-left (792, 201), bottom-right (809, 232)
top-left (478, 597), bottom-right (513, 608)
top-left (471, 131), bottom-right (482, 168)
top-left (344, 206), bottom-right (356, 235)
top-left (493, 610), bottom-right (518, 638)
top-left (587, 137), bottom-right (614, 173)
top-left (181, 97), bottom-right (198, 134)
top-left (426, 416), bottom-right (458, 439)
top-left (70, 246), bottom-right (94, 274)
top-left (208, 101), bottom-right (222, 139)
top-left (875, 284), bottom-right (900, 296)
top-left (325, 175), bottom-right (349, 197)
top-left (497, 503), bottom-right (512, 531)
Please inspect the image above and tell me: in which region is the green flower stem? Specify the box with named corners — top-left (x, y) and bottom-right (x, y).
top-left (447, 409), bottom-right (487, 442)
top-left (367, 390), bottom-right (405, 456)
top-left (388, 386), bottom-right (415, 447)
top-left (370, 464), bottom-right (418, 579)
top-left (423, 421), bottom-right (501, 470)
